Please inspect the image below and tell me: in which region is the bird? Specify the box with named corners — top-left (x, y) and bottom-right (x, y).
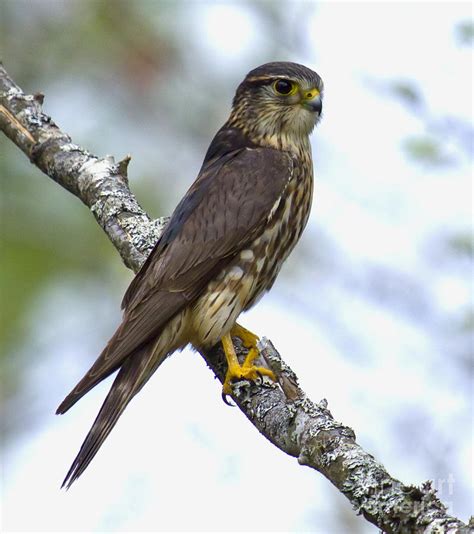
top-left (57, 61), bottom-right (323, 488)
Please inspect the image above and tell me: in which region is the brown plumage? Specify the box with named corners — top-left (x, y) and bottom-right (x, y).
top-left (57, 61), bottom-right (323, 488)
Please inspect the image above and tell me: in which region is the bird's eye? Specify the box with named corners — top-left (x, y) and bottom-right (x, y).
top-left (273, 79), bottom-right (296, 96)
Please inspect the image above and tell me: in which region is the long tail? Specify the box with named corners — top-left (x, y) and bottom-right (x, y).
top-left (61, 340), bottom-right (165, 489)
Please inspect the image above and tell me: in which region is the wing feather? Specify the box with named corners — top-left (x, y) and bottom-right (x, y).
top-left (57, 147), bottom-right (293, 413)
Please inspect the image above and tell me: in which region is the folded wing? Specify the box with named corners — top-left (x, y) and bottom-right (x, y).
top-left (57, 147), bottom-right (293, 414)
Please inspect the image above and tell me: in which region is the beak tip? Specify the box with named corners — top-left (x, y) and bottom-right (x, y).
top-left (304, 98), bottom-right (322, 114)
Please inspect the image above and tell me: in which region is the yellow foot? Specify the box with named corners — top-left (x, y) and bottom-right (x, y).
top-left (231, 323), bottom-right (259, 350)
top-left (221, 332), bottom-right (276, 397)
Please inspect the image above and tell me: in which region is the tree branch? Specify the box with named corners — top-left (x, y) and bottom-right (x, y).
top-left (1, 63), bottom-right (470, 534)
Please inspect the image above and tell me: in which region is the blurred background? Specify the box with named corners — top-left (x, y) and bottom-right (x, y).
top-left (1, 1), bottom-right (472, 532)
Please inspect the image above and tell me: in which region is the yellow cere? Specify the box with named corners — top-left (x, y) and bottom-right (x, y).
top-left (303, 88), bottom-right (320, 100)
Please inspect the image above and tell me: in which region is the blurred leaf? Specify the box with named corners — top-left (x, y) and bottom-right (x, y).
top-left (447, 233), bottom-right (474, 259)
top-left (455, 20), bottom-right (474, 45)
top-left (0, 142), bottom-right (120, 357)
top-left (460, 309), bottom-right (474, 332)
top-left (390, 81), bottom-right (423, 109)
top-left (403, 136), bottom-right (453, 166)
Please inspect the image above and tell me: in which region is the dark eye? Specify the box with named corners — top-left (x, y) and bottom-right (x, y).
top-left (273, 79), bottom-right (296, 96)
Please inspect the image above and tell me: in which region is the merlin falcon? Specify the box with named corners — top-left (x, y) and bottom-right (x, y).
top-left (57, 61), bottom-right (324, 488)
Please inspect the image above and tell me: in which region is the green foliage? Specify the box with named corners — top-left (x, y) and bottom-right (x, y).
top-left (447, 233), bottom-right (474, 259)
top-left (460, 308), bottom-right (474, 332)
top-left (0, 143), bottom-right (117, 356)
top-left (390, 81), bottom-right (422, 109)
top-left (455, 20), bottom-right (474, 45)
top-left (402, 135), bottom-right (453, 166)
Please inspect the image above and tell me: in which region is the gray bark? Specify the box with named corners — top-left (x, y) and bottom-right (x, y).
top-left (1, 63), bottom-right (471, 534)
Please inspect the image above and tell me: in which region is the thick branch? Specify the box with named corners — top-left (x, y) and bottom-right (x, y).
top-left (0, 64), bottom-right (167, 271)
top-left (1, 63), bottom-right (470, 534)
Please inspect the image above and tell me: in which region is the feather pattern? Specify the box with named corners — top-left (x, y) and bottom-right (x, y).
top-left (57, 61), bottom-right (322, 486)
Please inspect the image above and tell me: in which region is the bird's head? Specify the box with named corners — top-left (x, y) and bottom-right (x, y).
top-left (229, 62), bottom-right (323, 151)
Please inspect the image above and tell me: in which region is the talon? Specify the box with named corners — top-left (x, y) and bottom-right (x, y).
top-left (220, 332), bottom-right (276, 400)
top-left (221, 392), bottom-right (235, 406)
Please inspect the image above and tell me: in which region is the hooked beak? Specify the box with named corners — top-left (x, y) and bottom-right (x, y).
top-left (301, 88), bottom-right (322, 114)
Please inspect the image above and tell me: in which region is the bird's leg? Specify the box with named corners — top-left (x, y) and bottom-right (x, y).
top-left (231, 323), bottom-right (260, 370)
top-left (221, 332), bottom-right (275, 396)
